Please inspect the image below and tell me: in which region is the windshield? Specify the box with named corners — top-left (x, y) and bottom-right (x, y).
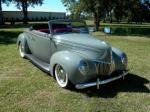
top-left (50, 21), bottom-right (89, 35)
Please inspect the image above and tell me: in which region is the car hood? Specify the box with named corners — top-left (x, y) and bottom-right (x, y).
top-left (53, 33), bottom-right (112, 61)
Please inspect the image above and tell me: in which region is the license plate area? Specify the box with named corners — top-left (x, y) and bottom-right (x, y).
top-left (94, 61), bottom-right (112, 75)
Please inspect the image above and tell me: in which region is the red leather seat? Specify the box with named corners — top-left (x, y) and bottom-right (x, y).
top-left (53, 28), bottom-right (72, 33)
top-left (38, 29), bottom-right (50, 33)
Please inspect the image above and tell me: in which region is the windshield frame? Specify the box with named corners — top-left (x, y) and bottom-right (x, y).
top-left (48, 19), bottom-right (89, 35)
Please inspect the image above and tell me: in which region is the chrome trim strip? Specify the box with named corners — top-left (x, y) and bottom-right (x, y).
top-left (75, 71), bottom-right (129, 89)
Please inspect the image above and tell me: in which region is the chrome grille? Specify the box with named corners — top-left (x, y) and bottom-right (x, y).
top-left (93, 49), bottom-right (115, 75)
top-left (93, 60), bottom-right (115, 75)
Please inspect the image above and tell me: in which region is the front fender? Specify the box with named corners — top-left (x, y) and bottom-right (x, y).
top-left (50, 51), bottom-right (96, 84)
top-left (112, 47), bottom-right (128, 70)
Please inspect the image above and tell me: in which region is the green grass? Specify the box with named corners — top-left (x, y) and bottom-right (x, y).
top-left (0, 27), bottom-right (150, 112)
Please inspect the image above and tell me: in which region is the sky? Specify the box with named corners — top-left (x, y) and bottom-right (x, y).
top-left (2, 0), bottom-right (67, 13)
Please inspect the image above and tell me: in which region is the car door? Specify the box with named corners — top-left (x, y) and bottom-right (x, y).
top-left (26, 29), bottom-right (52, 64)
top-left (26, 30), bottom-right (37, 55)
top-left (30, 30), bottom-right (52, 63)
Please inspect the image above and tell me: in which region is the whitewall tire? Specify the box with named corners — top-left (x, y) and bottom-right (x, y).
top-left (55, 64), bottom-right (70, 88)
top-left (19, 43), bottom-right (25, 58)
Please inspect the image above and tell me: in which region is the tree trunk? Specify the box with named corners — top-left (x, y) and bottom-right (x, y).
top-left (93, 13), bottom-right (97, 30)
top-left (93, 7), bottom-right (100, 31)
top-left (110, 12), bottom-right (112, 23)
top-left (22, 0), bottom-right (28, 24)
top-left (0, 0), bottom-right (4, 25)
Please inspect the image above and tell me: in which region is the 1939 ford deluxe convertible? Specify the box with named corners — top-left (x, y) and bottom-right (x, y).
top-left (17, 20), bottom-right (128, 89)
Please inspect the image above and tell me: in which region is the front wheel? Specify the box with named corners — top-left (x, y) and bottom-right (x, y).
top-left (19, 43), bottom-right (25, 58)
top-left (54, 64), bottom-right (71, 88)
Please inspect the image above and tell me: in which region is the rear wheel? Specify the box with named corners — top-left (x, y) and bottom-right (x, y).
top-left (54, 64), bottom-right (71, 88)
top-left (19, 43), bottom-right (25, 58)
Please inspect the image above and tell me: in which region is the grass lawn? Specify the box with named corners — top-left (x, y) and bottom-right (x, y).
top-left (0, 26), bottom-right (150, 112)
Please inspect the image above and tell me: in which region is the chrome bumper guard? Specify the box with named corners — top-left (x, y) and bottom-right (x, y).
top-left (75, 71), bottom-right (129, 89)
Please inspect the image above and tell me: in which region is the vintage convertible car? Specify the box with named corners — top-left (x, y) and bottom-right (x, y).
top-left (17, 19), bottom-right (128, 89)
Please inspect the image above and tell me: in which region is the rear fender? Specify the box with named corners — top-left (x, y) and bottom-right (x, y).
top-left (17, 33), bottom-right (30, 54)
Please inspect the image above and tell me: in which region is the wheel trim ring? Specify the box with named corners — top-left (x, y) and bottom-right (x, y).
top-left (55, 65), bottom-right (68, 87)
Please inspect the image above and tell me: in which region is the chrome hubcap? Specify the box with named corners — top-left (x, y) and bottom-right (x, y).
top-left (20, 44), bottom-right (23, 52)
top-left (55, 65), bottom-right (68, 87)
top-left (19, 44), bottom-right (24, 57)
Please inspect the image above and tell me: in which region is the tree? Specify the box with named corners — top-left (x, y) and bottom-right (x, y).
top-left (62, 0), bottom-right (115, 31)
top-left (123, 0), bottom-right (148, 23)
top-left (142, 0), bottom-right (150, 22)
top-left (114, 0), bottom-right (150, 23)
top-left (13, 0), bottom-right (44, 24)
top-left (61, 0), bottom-right (85, 19)
top-left (76, 0), bottom-right (102, 31)
top-left (0, 0), bottom-right (3, 24)
top-left (113, 0), bottom-right (126, 23)
top-left (62, 0), bottom-right (150, 29)
top-left (0, 0), bottom-right (11, 25)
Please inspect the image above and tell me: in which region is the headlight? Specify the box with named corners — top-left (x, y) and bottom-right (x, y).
top-left (121, 53), bottom-right (128, 66)
top-left (78, 60), bottom-right (89, 75)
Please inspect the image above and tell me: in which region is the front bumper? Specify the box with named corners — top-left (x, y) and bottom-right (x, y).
top-left (75, 70), bottom-right (129, 89)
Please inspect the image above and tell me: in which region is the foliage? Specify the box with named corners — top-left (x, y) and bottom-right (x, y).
top-left (116, 0), bottom-right (150, 23)
top-left (62, 0), bottom-right (150, 30)
top-left (12, 0), bottom-right (44, 24)
top-left (0, 0), bottom-right (11, 25)
top-left (13, 0), bottom-right (43, 9)
top-left (61, 0), bottom-right (119, 31)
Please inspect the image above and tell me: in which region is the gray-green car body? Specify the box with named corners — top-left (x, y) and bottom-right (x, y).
top-left (17, 20), bottom-right (128, 89)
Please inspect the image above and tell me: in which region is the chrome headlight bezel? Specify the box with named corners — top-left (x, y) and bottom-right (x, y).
top-left (78, 60), bottom-right (89, 75)
top-left (121, 53), bottom-right (128, 66)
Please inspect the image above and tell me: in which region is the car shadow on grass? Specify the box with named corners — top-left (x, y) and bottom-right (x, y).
top-left (0, 31), bottom-right (21, 45)
top-left (71, 73), bottom-right (150, 98)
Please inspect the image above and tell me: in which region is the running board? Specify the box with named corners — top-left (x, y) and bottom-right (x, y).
top-left (25, 54), bottom-right (50, 73)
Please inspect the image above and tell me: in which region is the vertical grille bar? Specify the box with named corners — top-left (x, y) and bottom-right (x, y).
top-left (94, 61), bottom-right (114, 75)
